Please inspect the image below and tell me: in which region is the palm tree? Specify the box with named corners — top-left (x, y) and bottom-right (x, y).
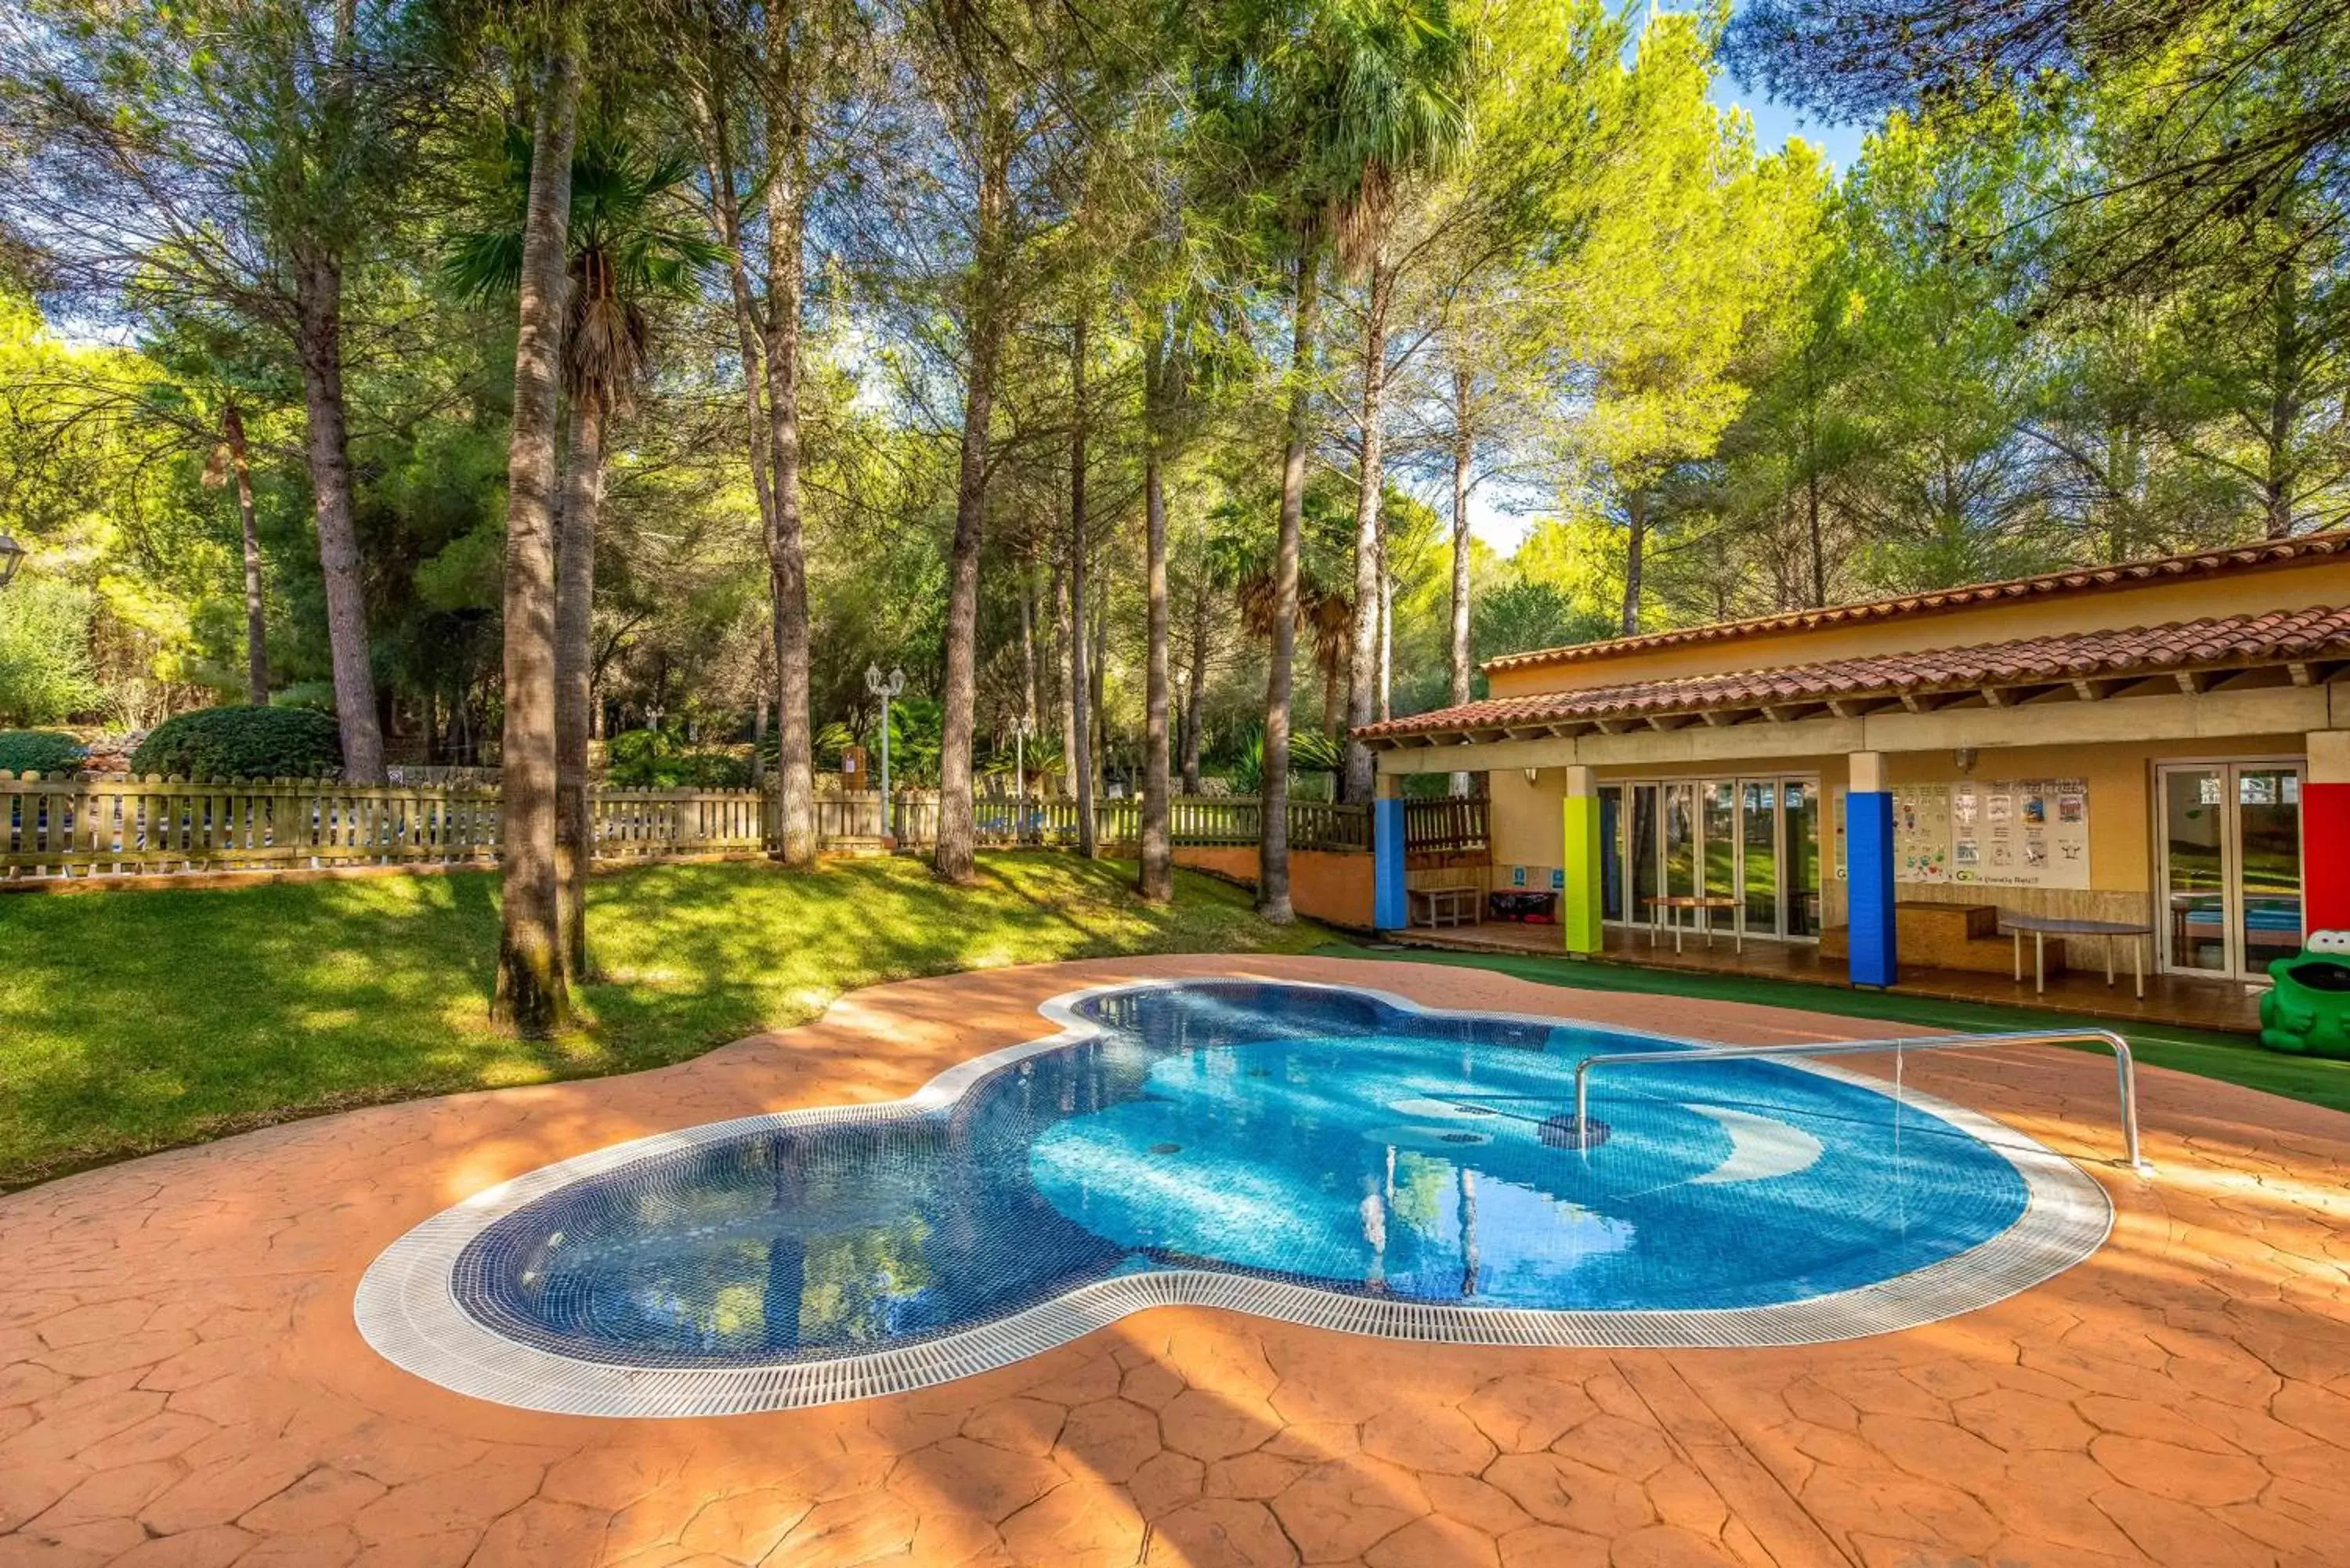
top-left (450, 128), bottom-right (719, 979)
top-left (1198, 0), bottom-right (1466, 912)
top-left (1303, 0), bottom-right (1473, 803)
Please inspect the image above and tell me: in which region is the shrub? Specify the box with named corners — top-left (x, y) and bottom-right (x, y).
top-left (0, 729), bottom-right (87, 775)
top-left (606, 728), bottom-right (752, 789)
top-left (130, 706), bottom-right (344, 780)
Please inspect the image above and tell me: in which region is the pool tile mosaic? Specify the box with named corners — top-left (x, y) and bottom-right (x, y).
top-left (359, 979), bottom-right (2108, 1414)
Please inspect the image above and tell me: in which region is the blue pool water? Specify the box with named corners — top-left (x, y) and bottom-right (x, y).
top-left (450, 982), bottom-right (2030, 1367)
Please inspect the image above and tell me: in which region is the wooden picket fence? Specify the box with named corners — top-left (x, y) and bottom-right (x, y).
top-left (1403, 796), bottom-right (1489, 855)
top-left (0, 772), bottom-right (763, 883)
top-left (0, 771), bottom-right (1376, 885)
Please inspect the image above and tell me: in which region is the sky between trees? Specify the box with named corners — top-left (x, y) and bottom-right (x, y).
top-left (1, 0), bottom-right (2343, 789)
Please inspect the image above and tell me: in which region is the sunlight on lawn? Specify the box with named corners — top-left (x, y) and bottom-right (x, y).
top-left (0, 853), bottom-right (1321, 1189)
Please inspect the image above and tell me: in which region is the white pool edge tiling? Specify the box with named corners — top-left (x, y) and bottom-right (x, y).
top-left (354, 976), bottom-right (2116, 1417)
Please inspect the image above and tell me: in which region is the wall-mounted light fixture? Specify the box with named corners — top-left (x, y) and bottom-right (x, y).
top-left (1524, 767), bottom-right (1541, 786)
top-left (1954, 746), bottom-right (1979, 775)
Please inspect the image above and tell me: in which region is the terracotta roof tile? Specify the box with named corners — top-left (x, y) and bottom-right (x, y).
top-left (1360, 607), bottom-right (2350, 742)
top-left (1482, 530), bottom-right (2350, 675)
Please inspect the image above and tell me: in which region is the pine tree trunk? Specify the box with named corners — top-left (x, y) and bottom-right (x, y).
top-left (1182, 575), bottom-right (1208, 793)
top-left (696, 88), bottom-right (778, 537)
top-left (2262, 266), bottom-right (2299, 540)
top-left (1448, 367), bottom-right (1473, 797)
top-left (1019, 565), bottom-right (1038, 732)
top-left (934, 133), bottom-right (1007, 885)
top-left (1052, 555), bottom-right (1074, 795)
top-left (1139, 334), bottom-right (1172, 902)
top-left (750, 675), bottom-right (767, 789)
top-left (555, 390), bottom-right (602, 981)
top-left (1806, 463), bottom-right (1827, 606)
top-left (1090, 576), bottom-right (1107, 800)
top-left (1621, 490), bottom-right (1647, 638)
top-left (1068, 315), bottom-right (1095, 858)
top-left (291, 248), bottom-right (385, 782)
top-left (223, 402), bottom-right (269, 706)
top-left (1260, 252), bottom-right (1316, 923)
top-left (1376, 560), bottom-right (1392, 724)
top-left (764, 113), bottom-right (817, 869)
top-left (1343, 255), bottom-right (1390, 804)
top-left (693, 81), bottom-right (791, 838)
top-left (491, 30), bottom-right (579, 1037)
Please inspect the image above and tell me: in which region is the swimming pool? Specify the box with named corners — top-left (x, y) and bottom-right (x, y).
top-left (357, 979), bottom-right (2110, 1415)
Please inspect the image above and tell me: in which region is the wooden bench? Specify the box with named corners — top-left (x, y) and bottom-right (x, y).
top-left (1409, 878), bottom-right (1484, 928)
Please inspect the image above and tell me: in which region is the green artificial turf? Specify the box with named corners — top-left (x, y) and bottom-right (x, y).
top-left (1312, 941), bottom-right (2350, 1116)
top-left (0, 853), bottom-right (1325, 1190)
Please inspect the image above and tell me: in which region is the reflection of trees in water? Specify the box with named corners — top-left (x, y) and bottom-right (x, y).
top-left (497, 985), bottom-right (1593, 1360)
top-left (788, 1216), bottom-right (938, 1346)
top-left (1388, 1150), bottom-right (1451, 1233)
top-left (1459, 1169), bottom-right (1479, 1299)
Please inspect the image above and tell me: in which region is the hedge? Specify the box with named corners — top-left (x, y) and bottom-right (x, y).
top-left (0, 730), bottom-right (87, 776)
top-left (130, 706), bottom-right (344, 781)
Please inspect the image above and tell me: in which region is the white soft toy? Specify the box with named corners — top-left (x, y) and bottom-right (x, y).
top-left (2308, 930), bottom-right (2350, 956)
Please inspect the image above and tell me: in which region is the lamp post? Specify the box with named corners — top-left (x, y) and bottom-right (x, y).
top-left (0, 536), bottom-right (25, 594)
top-left (866, 663), bottom-right (906, 844)
top-left (1011, 712), bottom-right (1034, 844)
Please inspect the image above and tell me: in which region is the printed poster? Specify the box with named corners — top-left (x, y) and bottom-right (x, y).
top-left (1895, 777), bottom-right (2090, 891)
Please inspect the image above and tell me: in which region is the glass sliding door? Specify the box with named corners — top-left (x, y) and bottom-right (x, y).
top-left (1740, 780), bottom-right (1778, 936)
top-left (1599, 786), bottom-right (1625, 923)
top-left (1783, 781), bottom-right (1820, 938)
top-left (1663, 783), bottom-right (1699, 928)
top-left (1600, 775), bottom-right (1822, 941)
top-left (2159, 761), bottom-right (2305, 980)
top-left (1632, 784), bottom-right (1661, 930)
top-left (2239, 767), bottom-right (2304, 973)
top-left (2161, 768), bottom-right (2229, 974)
top-left (1702, 782), bottom-right (1737, 935)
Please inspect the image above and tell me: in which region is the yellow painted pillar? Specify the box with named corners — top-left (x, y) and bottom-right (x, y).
top-left (1561, 764), bottom-right (1602, 955)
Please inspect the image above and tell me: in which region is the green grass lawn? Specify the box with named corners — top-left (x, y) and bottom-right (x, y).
top-left (1314, 941), bottom-right (2350, 1116)
top-left (0, 854), bottom-right (1324, 1190)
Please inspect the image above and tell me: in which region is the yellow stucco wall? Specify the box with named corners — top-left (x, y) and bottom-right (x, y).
top-left (1485, 555), bottom-right (2350, 700)
top-left (1459, 553), bottom-right (2344, 936)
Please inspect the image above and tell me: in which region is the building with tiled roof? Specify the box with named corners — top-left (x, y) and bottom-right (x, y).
top-left (1354, 531), bottom-right (2350, 994)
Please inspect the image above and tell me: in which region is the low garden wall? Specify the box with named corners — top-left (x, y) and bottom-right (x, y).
top-left (1170, 843), bottom-right (1376, 930)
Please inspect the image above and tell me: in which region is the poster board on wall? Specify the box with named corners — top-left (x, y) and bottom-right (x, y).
top-left (1893, 778), bottom-right (2090, 890)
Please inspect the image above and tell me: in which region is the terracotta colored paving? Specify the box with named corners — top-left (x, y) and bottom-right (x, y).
top-left (4, 955), bottom-right (2349, 1568)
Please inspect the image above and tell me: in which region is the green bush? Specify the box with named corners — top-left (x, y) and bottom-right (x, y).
top-left (0, 729), bottom-right (87, 775)
top-left (131, 706), bottom-right (344, 780)
top-left (606, 728), bottom-right (752, 789)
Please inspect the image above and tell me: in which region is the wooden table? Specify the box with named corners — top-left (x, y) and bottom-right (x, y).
top-left (1409, 883), bottom-right (1483, 928)
top-left (1643, 895), bottom-right (1743, 954)
top-left (2002, 914), bottom-right (2153, 999)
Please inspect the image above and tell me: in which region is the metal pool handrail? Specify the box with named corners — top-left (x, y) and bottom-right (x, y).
top-left (1572, 1029), bottom-right (2153, 1175)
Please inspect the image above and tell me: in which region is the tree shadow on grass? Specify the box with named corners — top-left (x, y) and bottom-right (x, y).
top-left (0, 855), bottom-right (1313, 1189)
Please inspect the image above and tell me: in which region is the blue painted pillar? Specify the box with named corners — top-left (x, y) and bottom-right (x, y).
top-left (1373, 781), bottom-right (1408, 932)
top-left (1846, 750), bottom-right (1898, 988)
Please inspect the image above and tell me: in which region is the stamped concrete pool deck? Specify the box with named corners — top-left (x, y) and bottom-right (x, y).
top-left (3, 955), bottom-right (2348, 1567)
